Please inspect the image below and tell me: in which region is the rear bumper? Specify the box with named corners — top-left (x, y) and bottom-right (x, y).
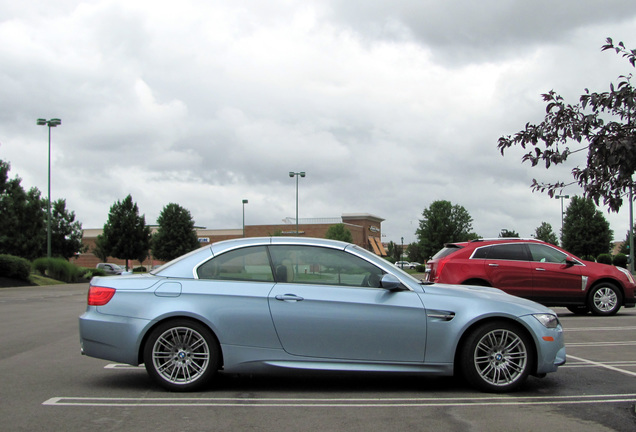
top-left (79, 308), bottom-right (150, 366)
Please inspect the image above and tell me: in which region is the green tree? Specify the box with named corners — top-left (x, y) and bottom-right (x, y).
top-left (0, 160), bottom-right (46, 260)
top-left (498, 38), bottom-right (636, 212)
top-left (92, 234), bottom-right (109, 262)
top-left (499, 229), bottom-right (519, 238)
top-left (50, 199), bottom-right (85, 259)
top-left (324, 223), bottom-right (353, 243)
top-left (406, 242), bottom-right (424, 263)
top-left (151, 203), bottom-right (200, 262)
top-left (416, 200), bottom-right (475, 259)
top-left (534, 222), bottom-right (559, 246)
top-left (102, 195), bottom-right (151, 270)
top-left (561, 196), bottom-right (612, 258)
top-left (386, 241), bottom-right (402, 263)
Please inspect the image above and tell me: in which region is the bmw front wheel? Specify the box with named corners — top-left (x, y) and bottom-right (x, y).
top-left (460, 321), bottom-right (533, 392)
top-left (144, 319), bottom-right (220, 391)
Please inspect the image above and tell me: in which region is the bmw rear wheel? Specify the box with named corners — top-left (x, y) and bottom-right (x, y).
top-left (144, 319), bottom-right (219, 391)
top-left (460, 321), bottom-right (533, 392)
top-left (588, 283), bottom-right (622, 316)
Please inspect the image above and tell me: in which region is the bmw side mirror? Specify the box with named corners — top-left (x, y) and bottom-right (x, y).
top-left (381, 274), bottom-right (406, 291)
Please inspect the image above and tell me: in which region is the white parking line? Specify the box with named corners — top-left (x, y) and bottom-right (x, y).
top-left (563, 360), bottom-right (636, 368)
top-left (564, 326), bottom-right (636, 332)
top-left (567, 341), bottom-right (636, 347)
top-left (567, 355), bottom-right (636, 378)
top-left (42, 394), bottom-right (636, 407)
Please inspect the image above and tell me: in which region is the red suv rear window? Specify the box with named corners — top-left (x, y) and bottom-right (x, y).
top-left (431, 244), bottom-right (463, 260)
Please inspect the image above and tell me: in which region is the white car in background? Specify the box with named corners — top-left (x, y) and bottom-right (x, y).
top-left (96, 263), bottom-right (132, 275)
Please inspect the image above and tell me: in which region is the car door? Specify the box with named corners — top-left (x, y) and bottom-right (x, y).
top-left (267, 245), bottom-right (427, 362)
top-left (479, 243), bottom-right (533, 298)
top-left (527, 243), bottom-right (584, 303)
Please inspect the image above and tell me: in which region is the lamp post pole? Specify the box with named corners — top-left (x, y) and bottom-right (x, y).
top-left (289, 171), bottom-right (306, 236)
top-left (242, 199), bottom-right (248, 237)
top-left (630, 185), bottom-right (634, 272)
top-left (555, 194), bottom-right (569, 241)
top-left (37, 118), bottom-right (62, 259)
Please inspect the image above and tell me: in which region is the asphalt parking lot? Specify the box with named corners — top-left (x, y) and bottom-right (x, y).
top-left (1, 283), bottom-right (635, 432)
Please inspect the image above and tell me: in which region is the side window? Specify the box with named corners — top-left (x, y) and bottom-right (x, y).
top-left (528, 244), bottom-right (567, 264)
top-left (484, 244), bottom-right (528, 261)
top-left (472, 246), bottom-right (490, 259)
top-left (197, 246), bottom-right (274, 282)
top-left (269, 245), bottom-right (384, 288)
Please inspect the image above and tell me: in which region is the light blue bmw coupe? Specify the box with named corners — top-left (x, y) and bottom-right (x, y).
top-left (79, 237), bottom-right (566, 392)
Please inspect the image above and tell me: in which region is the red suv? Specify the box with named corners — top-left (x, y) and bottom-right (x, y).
top-left (425, 238), bottom-right (636, 316)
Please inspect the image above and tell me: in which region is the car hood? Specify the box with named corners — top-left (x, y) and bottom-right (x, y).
top-left (581, 259), bottom-right (623, 275)
top-left (421, 282), bottom-right (555, 315)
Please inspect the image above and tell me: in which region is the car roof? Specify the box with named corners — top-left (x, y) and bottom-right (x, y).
top-left (154, 236), bottom-right (353, 278)
top-left (446, 238), bottom-right (548, 248)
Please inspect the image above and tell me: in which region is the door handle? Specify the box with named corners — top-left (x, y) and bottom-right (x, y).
top-left (488, 263), bottom-right (499, 267)
top-left (275, 294), bottom-right (304, 302)
top-left (535, 268), bottom-right (546, 271)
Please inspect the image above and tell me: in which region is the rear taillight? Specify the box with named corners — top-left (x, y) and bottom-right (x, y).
top-left (434, 257), bottom-right (450, 282)
top-left (87, 286), bottom-right (116, 306)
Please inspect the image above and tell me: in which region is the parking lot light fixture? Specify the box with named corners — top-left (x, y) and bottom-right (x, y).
top-left (289, 171), bottom-right (306, 236)
top-left (37, 118), bottom-right (62, 259)
top-left (555, 194), bottom-right (569, 240)
top-left (242, 199), bottom-right (248, 237)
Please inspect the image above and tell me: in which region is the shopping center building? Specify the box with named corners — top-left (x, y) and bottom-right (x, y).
top-left (75, 213), bottom-right (386, 269)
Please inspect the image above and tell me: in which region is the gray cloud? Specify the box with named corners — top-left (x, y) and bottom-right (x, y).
top-left (1, 0), bottom-right (634, 246)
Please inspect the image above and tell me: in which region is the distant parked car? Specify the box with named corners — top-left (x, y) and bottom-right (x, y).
top-left (96, 263), bottom-right (128, 275)
top-left (394, 261), bottom-right (414, 269)
top-left (80, 237), bottom-right (565, 393)
top-left (425, 238), bottom-right (636, 316)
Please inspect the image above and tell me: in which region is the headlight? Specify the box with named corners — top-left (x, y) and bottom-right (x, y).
top-left (533, 313), bottom-right (560, 329)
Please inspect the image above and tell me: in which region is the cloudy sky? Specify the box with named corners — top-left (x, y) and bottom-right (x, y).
top-left (2, 0), bottom-right (636, 245)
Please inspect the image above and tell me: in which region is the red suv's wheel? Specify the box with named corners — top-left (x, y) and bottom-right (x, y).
top-left (588, 283), bottom-right (622, 316)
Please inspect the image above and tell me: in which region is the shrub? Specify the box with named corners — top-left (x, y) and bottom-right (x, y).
top-left (582, 255), bottom-right (596, 262)
top-left (80, 267), bottom-right (106, 280)
top-left (0, 254), bottom-right (32, 281)
top-left (613, 253), bottom-right (628, 269)
top-left (32, 257), bottom-right (82, 283)
top-left (415, 264), bottom-right (426, 272)
top-left (596, 253), bottom-right (613, 265)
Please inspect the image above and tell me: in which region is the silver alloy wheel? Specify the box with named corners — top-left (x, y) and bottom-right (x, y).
top-left (592, 286), bottom-right (618, 313)
top-left (473, 329), bottom-right (528, 387)
top-left (151, 326), bottom-right (210, 385)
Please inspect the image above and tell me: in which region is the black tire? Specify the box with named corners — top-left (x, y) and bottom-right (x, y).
top-left (566, 305), bottom-right (590, 315)
top-left (143, 319), bottom-right (220, 391)
top-left (459, 321), bottom-right (534, 392)
top-left (588, 283), bottom-right (622, 316)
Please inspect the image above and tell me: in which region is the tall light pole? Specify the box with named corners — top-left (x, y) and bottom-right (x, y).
top-left (242, 199), bottom-right (248, 237)
top-left (289, 171), bottom-right (305, 236)
top-left (37, 118), bottom-right (62, 259)
top-left (555, 194), bottom-right (569, 241)
top-left (629, 185), bottom-right (634, 272)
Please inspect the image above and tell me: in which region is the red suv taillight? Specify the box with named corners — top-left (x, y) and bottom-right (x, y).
top-left (431, 257), bottom-right (452, 282)
top-left (87, 286), bottom-right (116, 306)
